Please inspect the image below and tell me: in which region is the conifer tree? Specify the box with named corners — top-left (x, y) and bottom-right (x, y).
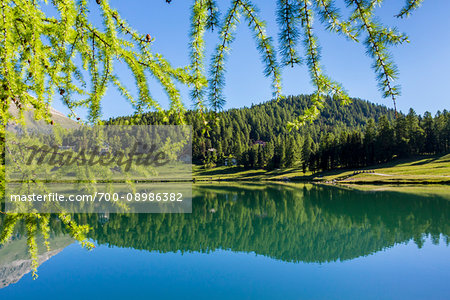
top-left (302, 135), bottom-right (312, 173)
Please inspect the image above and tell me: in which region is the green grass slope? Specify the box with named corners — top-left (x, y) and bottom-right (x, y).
top-left (194, 154), bottom-right (450, 184)
top-left (317, 154), bottom-right (450, 184)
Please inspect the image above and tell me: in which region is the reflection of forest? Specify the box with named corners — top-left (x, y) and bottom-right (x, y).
top-left (77, 184), bottom-right (450, 263)
top-left (1, 184), bottom-right (449, 267)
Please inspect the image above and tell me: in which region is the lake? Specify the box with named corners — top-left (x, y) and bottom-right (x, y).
top-left (0, 183), bottom-right (449, 299)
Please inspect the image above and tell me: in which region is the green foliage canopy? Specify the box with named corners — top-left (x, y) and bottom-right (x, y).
top-left (0, 0), bottom-right (423, 128)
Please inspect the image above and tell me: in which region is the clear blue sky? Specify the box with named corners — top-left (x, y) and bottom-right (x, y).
top-left (53, 0), bottom-right (450, 119)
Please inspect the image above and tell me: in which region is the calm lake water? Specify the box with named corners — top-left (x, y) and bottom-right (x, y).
top-left (1, 183), bottom-right (449, 299)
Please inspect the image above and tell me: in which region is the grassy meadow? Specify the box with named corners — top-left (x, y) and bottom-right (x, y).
top-left (193, 154), bottom-right (450, 184)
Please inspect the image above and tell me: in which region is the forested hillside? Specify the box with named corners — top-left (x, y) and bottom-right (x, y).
top-left (108, 95), bottom-right (450, 172)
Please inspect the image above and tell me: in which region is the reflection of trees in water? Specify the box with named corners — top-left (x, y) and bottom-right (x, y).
top-left (1, 184), bottom-right (449, 277)
top-left (74, 184), bottom-right (450, 263)
top-left (307, 186), bottom-right (450, 249)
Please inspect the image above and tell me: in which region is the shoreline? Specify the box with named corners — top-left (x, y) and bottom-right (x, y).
top-left (7, 177), bottom-right (450, 185)
top-left (193, 178), bottom-right (450, 185)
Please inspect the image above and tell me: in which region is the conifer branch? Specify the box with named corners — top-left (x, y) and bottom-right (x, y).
top-left (39, 214), bottom-right (51, 252)
top-left (396, 0), bottom-right (424, 18)
top-left (239, 0), bottom-right (282, 100)
top-left (1, 0), bottom-right (194, 125)
top-left (190, 0), bottom-right (208, 111)
top-left (205, 0), bottom-right (219, 31)
top-left (349, 0), bottom-right (406, 116)
top-left (106, 4), bottom-right (187, 123)
top-left (0, 213), bottom-right (21, 245)
top-left (314, 0), bottom-right (358, 41)
top-left (277, 0), bottom-right (301, 67)
top-left (25, 214), bottom-right (39, 279)
top-left (209, 0), bottom-right (240, 111)
top-left (290, 0), bottom-right (349, 129)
